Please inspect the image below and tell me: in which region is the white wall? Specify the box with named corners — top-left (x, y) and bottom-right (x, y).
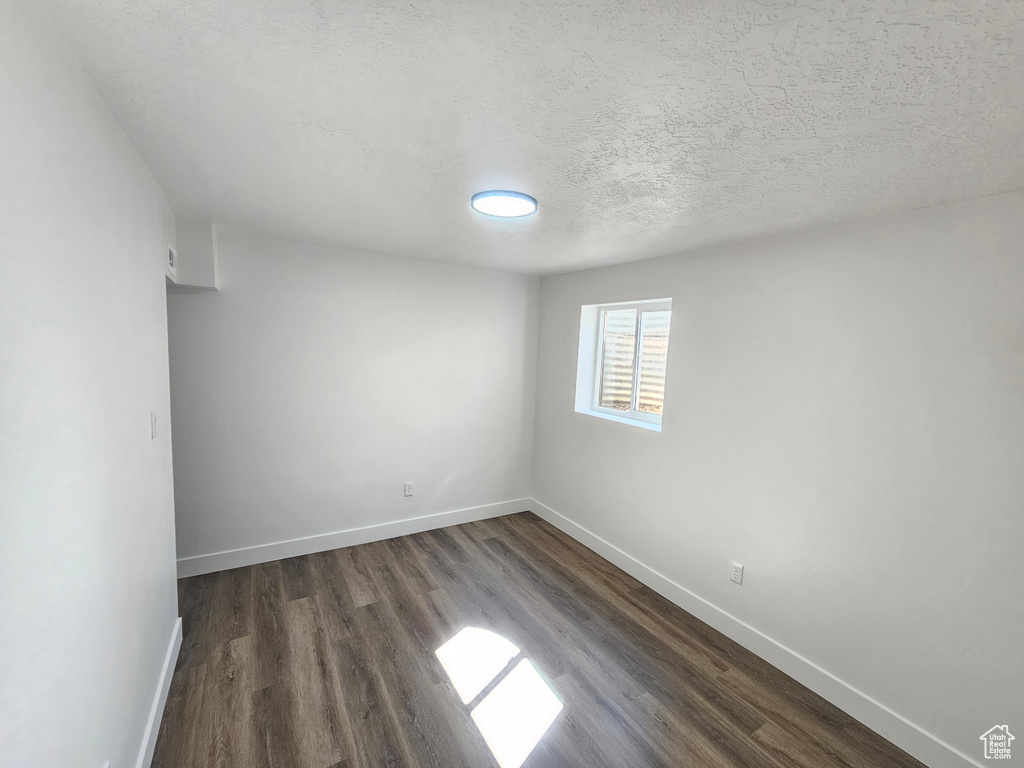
top-left (0, 4), bottom-right (179, 768)
top-left (533, 191), bottom-right (1024, 765)
top-left (167, 229), bottom-right (538, 563)
top-left (171, 219), bottom-right (218, 289)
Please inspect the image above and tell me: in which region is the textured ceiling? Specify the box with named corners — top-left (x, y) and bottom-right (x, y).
top-left (48, 0), bottom-right (1024, 274)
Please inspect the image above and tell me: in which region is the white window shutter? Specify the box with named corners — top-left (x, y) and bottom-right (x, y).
top-left (598, 309), bottom-right (637, 411)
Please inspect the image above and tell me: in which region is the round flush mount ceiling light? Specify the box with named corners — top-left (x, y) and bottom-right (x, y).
top-left (471, 190), bottom-right (537, 218)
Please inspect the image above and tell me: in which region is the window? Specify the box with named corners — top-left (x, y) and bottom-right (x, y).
top-left (575, 298), bottom-right (672, 431)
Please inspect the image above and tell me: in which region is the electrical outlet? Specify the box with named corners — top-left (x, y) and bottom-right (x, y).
top-left (730, 562), bottom-right (744, 585)
top-left (403, 482), bottom-right (413, 497)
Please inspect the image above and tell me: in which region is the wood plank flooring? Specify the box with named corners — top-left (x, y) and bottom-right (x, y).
top-left (152, 512), bottom-right (928, 768)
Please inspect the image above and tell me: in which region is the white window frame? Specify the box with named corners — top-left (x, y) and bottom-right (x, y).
top-left (575, 298), bottom-right (672, 432)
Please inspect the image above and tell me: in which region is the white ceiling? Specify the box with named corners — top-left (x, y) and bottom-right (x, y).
top-left (49, 0), bottom-right (1024, 274)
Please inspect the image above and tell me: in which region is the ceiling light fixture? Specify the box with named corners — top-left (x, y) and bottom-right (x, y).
top-left (471, 190), bottom-right (537, 218)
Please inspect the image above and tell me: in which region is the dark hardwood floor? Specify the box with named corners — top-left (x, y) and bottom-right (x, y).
top-left (152, 512), bottom-right (927, 768)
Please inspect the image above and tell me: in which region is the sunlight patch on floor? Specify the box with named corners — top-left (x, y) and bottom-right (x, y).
top-left (436, 627), bottom-right (563, 768)
top-left (470, 658), bottom-right (563, 768)
top-left (436, 627), bottom-right (520, 704)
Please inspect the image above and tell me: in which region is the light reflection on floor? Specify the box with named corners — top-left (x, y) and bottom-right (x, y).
top-left (435, 627), bottom-right (521, 704)
top-left (436, 628), bottom-right (563, 768)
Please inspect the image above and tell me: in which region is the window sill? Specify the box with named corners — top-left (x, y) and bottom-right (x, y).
top-left (574, 407), bottom-right (662, 432)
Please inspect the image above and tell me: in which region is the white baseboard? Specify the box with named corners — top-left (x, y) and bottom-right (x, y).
top-left (529, 498), bottom-right (979, 768)
top-left (136, 616), bottom-right (182, 768)
top-left (177, 498), bottom-right (532, 578)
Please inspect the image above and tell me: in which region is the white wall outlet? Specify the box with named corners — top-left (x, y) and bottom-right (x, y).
top-left (403, 482), bottom-right (413, 497)
top-left (730, 562), bottom-right (744, 585)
